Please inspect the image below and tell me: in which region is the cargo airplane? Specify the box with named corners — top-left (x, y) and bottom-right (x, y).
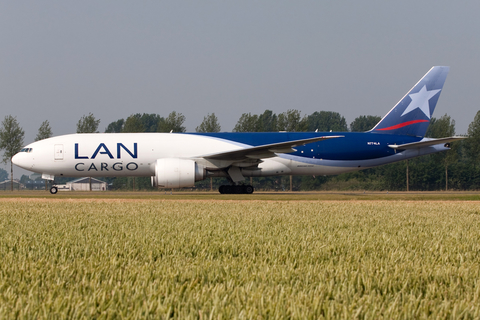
top-left (13, 66), bottom-right (463, 194)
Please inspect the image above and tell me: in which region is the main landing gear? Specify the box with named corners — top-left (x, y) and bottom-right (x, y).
top-left (218, 185), bottom-right (254, 194)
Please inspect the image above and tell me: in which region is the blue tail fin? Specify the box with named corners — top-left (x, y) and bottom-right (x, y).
top-left (370, 66), bottom-right (449, 137)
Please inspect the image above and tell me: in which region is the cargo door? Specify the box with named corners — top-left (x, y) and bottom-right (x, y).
top-left (54, 144), bottom-right (64, 160)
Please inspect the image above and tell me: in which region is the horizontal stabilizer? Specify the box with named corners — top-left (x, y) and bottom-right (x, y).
top-left (388, 137), bottom-right (465, 150)
top-left (203, 136), bottom-right (343, 161)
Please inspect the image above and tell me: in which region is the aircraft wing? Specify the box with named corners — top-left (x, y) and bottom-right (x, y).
top-left (202, 135), bottom-right (343, 161)
top-left (388, 137), bottom-right (465, 150)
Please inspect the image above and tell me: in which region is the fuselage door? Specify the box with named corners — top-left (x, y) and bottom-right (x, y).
top-left (54, 144), bottom-right (64, 160)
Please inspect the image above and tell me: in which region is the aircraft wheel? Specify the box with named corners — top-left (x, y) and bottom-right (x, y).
top-left (244, 185), bottom-right (254, 194)
top-left (50, 186), bottom-right (58, 194)
top-left (218, 185), bottom-right (254, 194)
top-left (232, 186), bottom-right (244, 194)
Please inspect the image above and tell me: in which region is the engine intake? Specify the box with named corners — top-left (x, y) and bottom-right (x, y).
top-left (151, 158), bottom-right (204, 188)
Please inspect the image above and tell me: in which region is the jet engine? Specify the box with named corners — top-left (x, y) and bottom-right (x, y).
top-left (151, 158), bottom-right (205, 188)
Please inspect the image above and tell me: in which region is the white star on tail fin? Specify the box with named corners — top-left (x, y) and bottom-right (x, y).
top-left (401, 85), bottom-right (441, 119)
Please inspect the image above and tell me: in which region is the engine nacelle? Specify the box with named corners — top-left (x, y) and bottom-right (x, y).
top-left (151, 158), bottom-right (204, 188)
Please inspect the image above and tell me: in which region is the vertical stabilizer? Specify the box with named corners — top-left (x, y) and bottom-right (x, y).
top-left (371, 66), bottom-right (449, 137)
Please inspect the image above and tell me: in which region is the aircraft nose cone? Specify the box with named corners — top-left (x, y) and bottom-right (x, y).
top-left (12, 152), bottom-right (31, 170)
top-left (12, 153), bottom-right (21, 166)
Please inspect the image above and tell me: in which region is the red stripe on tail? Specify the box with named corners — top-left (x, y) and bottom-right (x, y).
top-left (375, 119), bottom-right (429, 131)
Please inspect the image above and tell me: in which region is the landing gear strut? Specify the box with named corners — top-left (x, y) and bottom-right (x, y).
top-left (219, 185), bottom-right (254, 194)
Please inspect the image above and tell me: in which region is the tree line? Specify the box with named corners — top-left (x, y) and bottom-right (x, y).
top-left (1, 109), bottom-right (480, 191)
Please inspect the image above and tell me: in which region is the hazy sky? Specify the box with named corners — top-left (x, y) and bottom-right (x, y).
top-left (1, 1), bottom-right (479, 175)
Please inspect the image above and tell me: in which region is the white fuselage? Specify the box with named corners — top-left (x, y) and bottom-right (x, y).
top-left (13, 133), bottom-right (448, 181)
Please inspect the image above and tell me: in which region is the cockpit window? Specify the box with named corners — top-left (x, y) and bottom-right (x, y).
top-left (20, 148), bottom-right (33, 153)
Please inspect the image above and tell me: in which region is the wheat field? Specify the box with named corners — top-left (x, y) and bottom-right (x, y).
top-left (0, 199), bottom-right (479, 319)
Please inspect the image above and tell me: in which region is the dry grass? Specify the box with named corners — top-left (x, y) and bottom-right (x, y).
top-left (0, 200), bottom-right (479, 319)
top-left (2, 190), bottom-right (480, 202)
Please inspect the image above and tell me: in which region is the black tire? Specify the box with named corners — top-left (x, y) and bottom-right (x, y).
top-left (219, 185), bottom-right (254, 194)
top-left (233, 185), bottom-right (243, 194)
top-left (50, 186), bottom-right (58, 194)
top-left (244, 185), bottom-right (254, 194)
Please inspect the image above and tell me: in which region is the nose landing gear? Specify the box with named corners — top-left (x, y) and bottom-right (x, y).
top-left (50, 186), bottom-right (58, 194)
top-left (46, 179), bottom-right (58, 194)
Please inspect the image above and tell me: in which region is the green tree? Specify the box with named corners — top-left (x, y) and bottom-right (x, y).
top-left (157, 111), bottom-right (186, 133)
top-left (35, 120), bottom-right (53, 141)
top-left (277, 110), bottom-right (307, 132)
top-left (76, 113), bottom-right (100, 133)
top-left (123, 114), bottom-right (145, 133)
top-left (233, 113), bottom-right (260, 132)
top-left (426, 114), bottom-right (455, 138)
top-left (350, 115), bottom-right (381, 132)
top-left (105, 119), bottom-right (124, 133)
top-left (107, 114), bottom-right (162, 133)
top-left (196, 113), bottom-right (221, 133)
top-left (464, 111), bottom-right (480, 168)
top-left (425, 114), bottom-right (457, 190)
top-left (233, 110), bottom-right (281, 132)
top-left (0, 115), bottom-right (25, 191)
top-left (258, 110), bottom-right (277, 132)
top-left (0, 167), bottom-right (7, 182)
top-left (140, 114), bottom-right (162, 132)
top-left (20, 174), bottom-right (30, 185)
top-left (306, 111), bottom-right (348, 132)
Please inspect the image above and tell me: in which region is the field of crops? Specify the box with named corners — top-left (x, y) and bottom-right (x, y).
top-left (1, 198), bottom-right (480, 319)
